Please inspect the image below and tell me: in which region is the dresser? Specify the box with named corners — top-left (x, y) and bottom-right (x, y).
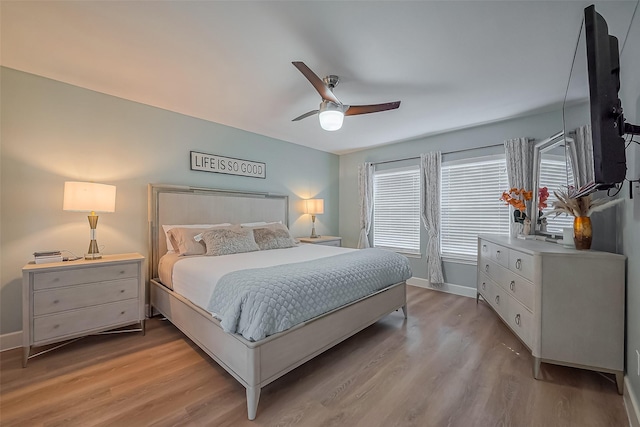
top-left (297, 236), bottom-right (342, 247)
top-left (22, 253), bottom-right (145, 367)
top-left (477, 235), bottom-right (625, 393)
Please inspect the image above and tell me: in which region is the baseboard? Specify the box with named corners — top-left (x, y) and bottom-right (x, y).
top-left (0, 330), bottom-right (22, 352)
top-left (626, 376), bottom-right (640, 427)
top-left (407, 277), bottom-right (476, 298)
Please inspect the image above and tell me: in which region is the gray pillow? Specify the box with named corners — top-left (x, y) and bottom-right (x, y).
top-left (253, 223), bottom-right (297, 250)
top-left (201, 225), bottom-right (260, 256)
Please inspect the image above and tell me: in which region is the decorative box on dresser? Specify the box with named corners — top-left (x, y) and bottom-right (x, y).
top-left (476, 235), bottom-right (625, 393)
top-left (297, 236), bottom-right (342, 247)
top-left (22, 253), bottom-right (145, 367)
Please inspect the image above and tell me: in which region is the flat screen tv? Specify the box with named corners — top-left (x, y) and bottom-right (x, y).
top-left (563, 5), bottom-right (638, 196)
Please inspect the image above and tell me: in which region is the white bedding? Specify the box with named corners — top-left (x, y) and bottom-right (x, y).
top-left (165, 244), bottom-right (355, 313)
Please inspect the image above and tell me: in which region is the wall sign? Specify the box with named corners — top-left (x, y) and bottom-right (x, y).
top-left (190, 151), bottom-right (266, 179)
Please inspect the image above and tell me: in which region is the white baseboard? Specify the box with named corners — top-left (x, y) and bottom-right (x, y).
top-left (626, 376), bottom-right (640, 427)
top-left (407, 277), bottom-right (476, 298)
top-left (0, 330), bottom-right (22, 352)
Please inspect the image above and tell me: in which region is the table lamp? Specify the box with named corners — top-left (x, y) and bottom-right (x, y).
top-left (63, 181), bottom-right (116, 260)
top-left (304, 198), bottom-right (324, 238)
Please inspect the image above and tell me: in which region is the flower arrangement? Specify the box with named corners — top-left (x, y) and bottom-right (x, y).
top-left (501, 187), bottom-right (533, 223)
top-left (546, 188), bottom-right (623, 218)
top-left (538, 187), bottom-right (549, 210)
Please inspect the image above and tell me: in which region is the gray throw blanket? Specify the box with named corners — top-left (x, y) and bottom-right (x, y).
top-left (207, 248), bottom-right (412, 341)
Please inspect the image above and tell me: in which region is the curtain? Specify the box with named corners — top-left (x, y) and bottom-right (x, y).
top-left (420, 152), bottom-right (444, 285)
top-left (504, 137), bottom-right (533, 237)
top-left (358, 162), bottom-right (374, 249)
top-left (567, 124), bottom-right (594, 190)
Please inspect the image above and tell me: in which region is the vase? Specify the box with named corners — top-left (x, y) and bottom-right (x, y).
top-left (573, 216), bottom-right (592, 250)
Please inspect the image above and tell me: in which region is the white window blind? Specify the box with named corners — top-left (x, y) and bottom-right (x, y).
top-left (373, 166), bottom-right (421, 254)
top-left (539, 157), bottom-right (574, 233)
top-left (440, 156), bottom-right (510, 262)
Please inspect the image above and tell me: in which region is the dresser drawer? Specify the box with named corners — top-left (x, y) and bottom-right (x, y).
top-left (33, 262), bottom-right (139, 290)
top-left (33, 299), bottom-right (139, 343)
top-left (33, 278), bottom-right (139, 316)
top-left (479, 240), bottom-right (509, 268)
top-left (316, 240), bottom-right (341, 247)
top-left (508, 249), bottom-right (534, 280)
top-left (503, 270), bottom-right (534, 311)
top-left (506, 297), bottom-right (534, 349)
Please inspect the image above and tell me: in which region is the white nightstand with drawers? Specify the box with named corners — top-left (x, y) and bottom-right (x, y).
top-left (297, 236), bottom-right (342, 247)
top-left (22, 253), bottom-right (145, 367)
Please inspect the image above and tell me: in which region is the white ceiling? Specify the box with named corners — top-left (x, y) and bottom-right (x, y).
top-left (1, 1), bottom-right (638, 155)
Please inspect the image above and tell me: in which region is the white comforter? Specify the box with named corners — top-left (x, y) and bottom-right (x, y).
top-left (167, 244), bottom-right (355, 313)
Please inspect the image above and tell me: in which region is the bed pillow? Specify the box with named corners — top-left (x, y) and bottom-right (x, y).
top-left (162, 223), bottom-right (230, 253)
top-left (252, 223), bottom-right (298, 250)
top-left (201, 225), bottom-right (260, 256)
top-left (168, 224), bottom-right (230, 256)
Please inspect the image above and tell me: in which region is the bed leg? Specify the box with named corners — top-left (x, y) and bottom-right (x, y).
top-left (246, 386), bottom-right (261, 420)
top-left (401, 304), bottom-right (408, 319)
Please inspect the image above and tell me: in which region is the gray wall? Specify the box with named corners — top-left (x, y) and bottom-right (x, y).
top-left (339, 110), bottom-right (565, 287)
top-left (619, 4), bottom-right (640, 410)
top-left (0, 67), bottom-right (339, 334)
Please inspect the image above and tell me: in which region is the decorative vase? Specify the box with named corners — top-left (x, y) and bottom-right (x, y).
top-left (573, 216), bottom-right (592, 250)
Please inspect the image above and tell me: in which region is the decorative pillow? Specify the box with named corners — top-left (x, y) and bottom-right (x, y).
top-left (168, 224), bottom-right (230, 256)
top-left (201, 225), bottom-right (260, 256)
top-left (252, 223), bottom-right (298, 250)
top-left (162, 223), bottom-right (230, 252)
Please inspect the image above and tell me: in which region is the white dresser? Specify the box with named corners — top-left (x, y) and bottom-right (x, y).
top-left (477, 235), bottom-right (625, 393)
top-left (22, 253), bottom-right (145, 367)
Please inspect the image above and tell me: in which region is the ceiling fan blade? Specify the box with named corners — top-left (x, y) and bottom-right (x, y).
top-left (292, 110), bottom-right (319, 121)
top-left (344, 101), bottom-right (401, 116)
top-left (292, 61), bottom-right (340, 104)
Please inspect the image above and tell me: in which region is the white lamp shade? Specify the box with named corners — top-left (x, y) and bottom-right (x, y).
top-left (318, 110), bottom-right (344, 131)
top-left (305, 199), bottom-right (324, 215)
top-left (63, 181), bottom-right (116, 213)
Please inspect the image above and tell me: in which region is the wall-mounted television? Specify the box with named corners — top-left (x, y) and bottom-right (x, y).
top-left (563, 4), bottom-right (639, 196)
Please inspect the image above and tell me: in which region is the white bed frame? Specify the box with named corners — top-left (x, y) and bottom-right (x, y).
top-left (148, 184), bottom-right (407, 420)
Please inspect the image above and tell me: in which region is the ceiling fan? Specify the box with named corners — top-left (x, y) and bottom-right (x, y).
top-left (292, 61), bottom-right (401, 131)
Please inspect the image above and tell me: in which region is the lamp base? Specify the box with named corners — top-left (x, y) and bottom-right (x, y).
top-left (84, 252), bottom-right (103, 260)
top-left (85, 238), bottom-right (102, 260)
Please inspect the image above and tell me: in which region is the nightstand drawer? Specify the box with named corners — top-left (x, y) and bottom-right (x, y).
top-left (33, 278), bottom-right (139, 316)
top-left (33, 262), bottom-right (139, 290)
top-left (316, 240), bottom-right (340, 247)
top-left (33, 299), bottom-right (139, 343)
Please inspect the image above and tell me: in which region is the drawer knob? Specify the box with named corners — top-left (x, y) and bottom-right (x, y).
top-left (120, 289), bottom-right (125, 293)
top-left (509, 281), bottom-right (515, 291)
top-left (53, 299), bottom-right (59, 304)
top-left (119, 270), bottom-right (126, 275)
top-left (515, 259), bottom-right (522, 270)
top-left (53, 324), bottom-right (59, 329)
top-left (120, 311), bottom-right (126, 315)
top-left (496, 250), bottom-right (501, 259)
top-left (485, 264), bottom-right (489, 273)
top-left (482, 282), bottom-right (486, 291)
top-left (482, 244), bottom-right (487, 252)
top-left (495, 295), bottom-right (500, 304)
top-left (515, 314), bottom-right (521, 326)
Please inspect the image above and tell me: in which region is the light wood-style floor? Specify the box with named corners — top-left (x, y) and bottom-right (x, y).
top-left (0, 287), bottom-right (629, 426)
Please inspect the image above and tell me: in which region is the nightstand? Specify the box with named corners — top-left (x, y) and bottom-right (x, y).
top-left (22, 253), bottom-right (145, 367)
top-left (297, 236), bottom-right (342, 247)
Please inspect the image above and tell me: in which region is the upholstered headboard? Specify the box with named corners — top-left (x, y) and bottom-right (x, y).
top-left (148, 184), bottom-right (289, 279)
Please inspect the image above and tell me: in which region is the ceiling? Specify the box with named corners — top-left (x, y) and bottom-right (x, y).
top-left (1, 1), bottom-right (638, 155)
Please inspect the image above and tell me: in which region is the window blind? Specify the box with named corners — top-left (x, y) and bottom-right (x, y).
top-left (539, 158), bottom-right (574, 233)
top-left (373, 166), bottom-right (421, 254)
top-left (440, 156), bottom-right (510, 262)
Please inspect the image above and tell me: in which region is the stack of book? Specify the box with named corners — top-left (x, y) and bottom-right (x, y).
top-left (34, 250), bottom-right (63, 264)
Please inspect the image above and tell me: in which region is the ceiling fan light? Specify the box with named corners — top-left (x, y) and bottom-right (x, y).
top-left (318, 110), bottom-right (344, 131)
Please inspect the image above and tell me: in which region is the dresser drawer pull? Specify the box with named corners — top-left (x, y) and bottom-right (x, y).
top-left (496, 250), bottom-right (501, 259)
top-left (120, 311), bottom-right (126, 315)
top-left (509, 281), bottom-right (515, 291)
top-left (120, 289), bottom-right (125, 293)
top-left (515, 259), bottom-right (522, 270)
top-left (53, 299), bottom-right (59, 304)
top-left (53, 324), bottom-right (59, 329)
top-left (482, 282), bottom-right (486, 291)
top-left (482, 244), bottom-right (487, 252)
top-left (485, 264), bottom-right (489, 273)
top-left (119, 270), bottom-right (126, 275)
top-left (495, 295), bottom-right (500, 305)
top-left (515, 314), bottom-right (521, 326)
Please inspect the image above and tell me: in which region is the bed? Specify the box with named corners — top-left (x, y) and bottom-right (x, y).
top-left (148, 184), bottom-right (409, 420)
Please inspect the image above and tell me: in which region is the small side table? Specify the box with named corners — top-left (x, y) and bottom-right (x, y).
top-left (297, 236), bottom-right (342, 247)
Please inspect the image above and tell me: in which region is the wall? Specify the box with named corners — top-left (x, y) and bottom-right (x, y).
top-left (339, 110), bottom-right (565, 288)
top-left (619, 2), bottom-right (640, 415)
top-left (0, 67), bottom-right (339, 335)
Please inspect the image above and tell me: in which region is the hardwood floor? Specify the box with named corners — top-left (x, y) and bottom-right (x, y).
top-left (0, 286), bottom-right (628, 426)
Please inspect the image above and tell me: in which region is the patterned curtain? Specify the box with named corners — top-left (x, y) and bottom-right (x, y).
top-left (420, 152), bottom-right (444, 285)
top-left (504, 137), bottom-right (533, 237)
top-left (358, 162), bottom-right (374, 248)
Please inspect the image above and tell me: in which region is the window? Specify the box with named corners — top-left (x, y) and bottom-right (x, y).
top-left (539, 157), bottom-right (574, 233)
top-left (440, 156), bottom-right (510, 262)
top-left (373, 166), bottom-right (421, 255)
